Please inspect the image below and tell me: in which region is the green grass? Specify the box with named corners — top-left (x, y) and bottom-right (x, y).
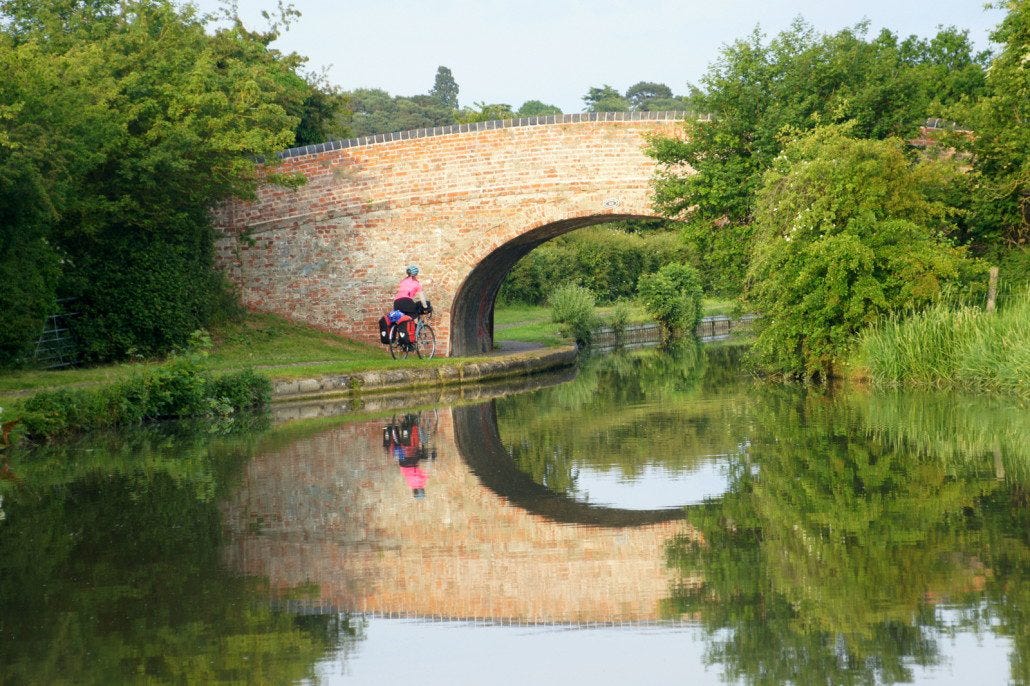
top-left (852, 286), bottom-right (1030, 397)
top-left (494, 298), bottom-right (742, 346)
top-left (0, 313), bottom-right (494, 406)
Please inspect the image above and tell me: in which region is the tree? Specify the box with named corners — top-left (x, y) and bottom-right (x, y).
top-left (516, 100), bottom-right (562, 116)
top-left (0, 34), bottom-right (95, 365)
top-left (345, 88), bottom-right (456, 137)
top-left (429, 65), bottom-right (459, 109)
top-left (455, 101), bottom-right (515, 123)
top-left (0, 0), bottom-right (312, 363)
top-left (625, 81), bottom-right (673, 110)
top-left (647, 20), bottom-right (990, 295)
top-left (948, 1), bottom-right (1029, 257)
top-left (292, 70), bottom-right (351, 146)
top-left (582, 84), bottom-right (630, 112)
top-left (745, 125), bottom-right (973, 379)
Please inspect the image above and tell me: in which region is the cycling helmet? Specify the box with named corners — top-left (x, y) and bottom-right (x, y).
top-left (406, 265), bottom-right (420, 276)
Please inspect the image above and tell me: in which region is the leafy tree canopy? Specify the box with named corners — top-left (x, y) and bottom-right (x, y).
top-left (625, 81), bottom-right (673, 108)
top-left (429, 65), bottom-right (459, 109)
top-left (647, 18), bottom-right (990, 295)
top-left (745, 125), bottom-right (976, 379)
top-left (583, 84), bottom-right (630, 112)
top-left (0, 0), bottom-right (331, 364)
top-left (946, 0), bottom-right (1029, 254)
top-left (516, 100), bottom-right (562, 116)
top-left (455, 101), bottom-right (516, 124)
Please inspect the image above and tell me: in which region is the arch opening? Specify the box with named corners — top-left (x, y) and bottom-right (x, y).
top-left (448, 213), bottom-right (662, 356)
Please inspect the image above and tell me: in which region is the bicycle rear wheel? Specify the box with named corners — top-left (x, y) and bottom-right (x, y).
top-left (388, 328), bottom-right (413, 359)
top-left (415, 323), bottom-right (436, 359)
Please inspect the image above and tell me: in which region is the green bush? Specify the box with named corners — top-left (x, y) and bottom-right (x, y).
top-left (637, 263), bottom-right (704, 339)
top-left (549, 284), bottom-right (599, 346)
top-left (18, 356), bottom-right (271, 441)
top-left (606, 301), bottom-right (632, 346)
top-left (208, 369), bottom-right (273, 411)
top-left (64, 231), bottom-right (229, 363)
top-left (499, 226), bottom-right (693, 305)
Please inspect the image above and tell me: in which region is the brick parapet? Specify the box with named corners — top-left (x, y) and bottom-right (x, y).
top-left (277, 111), bottom-right (694, 160)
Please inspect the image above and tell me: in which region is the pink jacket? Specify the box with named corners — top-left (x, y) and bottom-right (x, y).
top-left (395, 276), bottom-right (422, 300)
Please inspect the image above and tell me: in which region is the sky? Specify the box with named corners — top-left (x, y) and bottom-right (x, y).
top-left (195, 0), bottom-right (1005, 113)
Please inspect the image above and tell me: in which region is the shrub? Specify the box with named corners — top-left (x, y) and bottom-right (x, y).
top-left (637, 263), bottom-right (704, 339)
top-left (18, 357), bottom-right (272, 441)
top-left (208, 369), bottom-right (273, 411)
top-left (606, 301), bottom-right (632, 346)
top-left (549, 284), bottom-right (599, 346)
top-left (499, 226), bottom-right (693, 305)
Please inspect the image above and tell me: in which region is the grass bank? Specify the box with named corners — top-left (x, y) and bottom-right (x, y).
top-left (0, 314), bottom-right (470, 403)
top-left (494, 298), bottom-right (739, 344)
top-left (0, 313), bottom-right (563, 440)
top-left (851, 286), bottom-right (1030, 397)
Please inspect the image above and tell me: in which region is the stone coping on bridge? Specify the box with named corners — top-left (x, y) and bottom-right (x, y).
top-left (278, 111), bottom-right (702, 159)
top-left (271, 344), bottom-right (578, 403)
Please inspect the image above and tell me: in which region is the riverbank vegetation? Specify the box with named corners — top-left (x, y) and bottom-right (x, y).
top-left (853, 285), bottom-right (1030, 397)
top-left (745, 126), bottom-right (977, 379)
top-left (0, 0), bottom-right (348, 368)
top-left (643, 5), bottom-right (1027, 383)
top-left (17, 357), bottom-right (270, 442)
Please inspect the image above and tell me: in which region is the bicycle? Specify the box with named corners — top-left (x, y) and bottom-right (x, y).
top-left (389, 311), bottom-right (436, 359)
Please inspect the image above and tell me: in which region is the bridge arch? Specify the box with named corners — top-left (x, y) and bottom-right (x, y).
top-left (450, 212), bottom-right (661, 354)
top-left (213, 113), bottom-right (690, 355)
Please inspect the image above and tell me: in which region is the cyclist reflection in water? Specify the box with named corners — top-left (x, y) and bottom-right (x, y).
top-left (383, 413), bottom-right (436, 498)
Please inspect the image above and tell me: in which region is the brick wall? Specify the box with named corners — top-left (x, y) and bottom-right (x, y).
top-left (213, 114), bottom-right (691, 355)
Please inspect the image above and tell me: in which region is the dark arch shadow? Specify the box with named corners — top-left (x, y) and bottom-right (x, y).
top-left (449, 214), bottom-right (660, 356)
top-left (452, 400), bottom-right (685, 527)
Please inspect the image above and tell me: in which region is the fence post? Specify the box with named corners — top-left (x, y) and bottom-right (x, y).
top-left (986, 266), bottom-right (999, 313)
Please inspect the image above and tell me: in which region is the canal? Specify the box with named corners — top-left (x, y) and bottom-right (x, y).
top-left (1, 343), bottom-right (1026, 684)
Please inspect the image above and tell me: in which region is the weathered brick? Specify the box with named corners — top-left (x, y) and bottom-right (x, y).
top-left (213, 117), bottom-right (693, 356)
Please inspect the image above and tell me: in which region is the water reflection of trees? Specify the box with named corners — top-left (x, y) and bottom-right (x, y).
top-left (665, 388), bottom-right (1029, 685)
top-left (495, 343), bottom-right (753, 495)
top-left (0, 424), bottom-right (364, 684)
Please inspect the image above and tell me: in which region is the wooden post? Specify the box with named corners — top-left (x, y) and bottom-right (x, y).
top-left (986, 266), bottom-right (999, 313)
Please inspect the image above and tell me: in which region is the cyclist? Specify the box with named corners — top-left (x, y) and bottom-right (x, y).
top-left (393, 264), bottom-right (432, 317)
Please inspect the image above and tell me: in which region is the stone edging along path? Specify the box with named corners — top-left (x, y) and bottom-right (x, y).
top-left (271, 345), bottom-right (579, 403)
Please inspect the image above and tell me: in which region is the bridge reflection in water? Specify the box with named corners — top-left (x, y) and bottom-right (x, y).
top-left (221, 401), bottom-right (701, 625)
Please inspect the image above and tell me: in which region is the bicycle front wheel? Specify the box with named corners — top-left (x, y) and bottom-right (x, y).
top-left (415, 323), bottom-right (436, 359)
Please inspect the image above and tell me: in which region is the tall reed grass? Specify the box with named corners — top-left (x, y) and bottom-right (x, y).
top-left (854, 285), bottom-right (1030, 397)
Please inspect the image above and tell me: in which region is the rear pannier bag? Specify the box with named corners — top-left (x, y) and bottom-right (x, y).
top-left (378, 315), bottom-right (391, 344)
top-left (395, 315), bottom-right (415, 344)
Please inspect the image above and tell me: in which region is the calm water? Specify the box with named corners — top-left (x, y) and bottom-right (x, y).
top-left (1, 343), bottom-right (1027, 685)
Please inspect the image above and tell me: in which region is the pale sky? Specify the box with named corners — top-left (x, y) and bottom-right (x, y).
top-left (196, 0), bottom-right (1004, 113)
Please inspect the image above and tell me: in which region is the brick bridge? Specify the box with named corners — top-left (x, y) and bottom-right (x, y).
top-left (212, 113), bottom-right (689, 356)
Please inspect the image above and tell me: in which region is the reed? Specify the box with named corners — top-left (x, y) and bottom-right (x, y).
top-left (854, 285), bottom-right (1030, 397)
